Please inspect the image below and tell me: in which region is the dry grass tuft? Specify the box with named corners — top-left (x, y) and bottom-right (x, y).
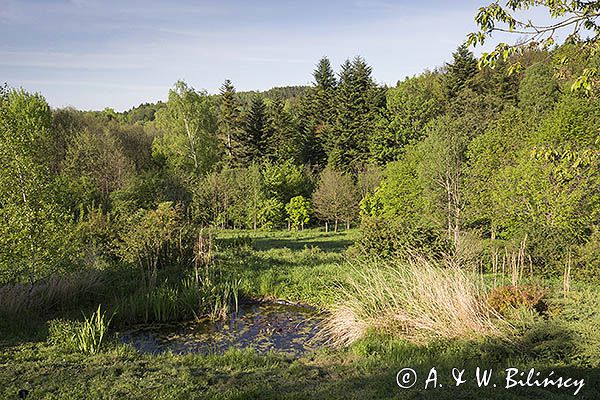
top-left (0, 270), bottom-right (106, 316)
top-left (321, 257), bottom-right (504, 347)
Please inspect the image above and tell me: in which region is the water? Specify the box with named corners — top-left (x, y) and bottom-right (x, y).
top-left (119, 302), bottom-right (326, 356)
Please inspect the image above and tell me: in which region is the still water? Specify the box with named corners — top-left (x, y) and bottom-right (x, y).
top-left (120, 302), bottom-right (325, 356)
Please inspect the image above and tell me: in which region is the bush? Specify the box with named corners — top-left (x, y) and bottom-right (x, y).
top-left (356, 217), bottom-right (451, 259)
top-left (574, 229), bottom-right (600, 281)
top-left (487, 285), bottom-right (547, 316)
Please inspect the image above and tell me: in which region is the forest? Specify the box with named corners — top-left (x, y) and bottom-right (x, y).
top-left (0, 1), bottom-right (599, 399)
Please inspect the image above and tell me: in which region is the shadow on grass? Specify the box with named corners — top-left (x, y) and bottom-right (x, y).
top-left (252, 237), bottom-right (354, 253)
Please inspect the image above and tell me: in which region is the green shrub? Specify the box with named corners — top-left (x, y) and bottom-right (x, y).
top-left (356, 217), bottom-right (450, 258)
top-left (574, 228), bottom-right (600, 281)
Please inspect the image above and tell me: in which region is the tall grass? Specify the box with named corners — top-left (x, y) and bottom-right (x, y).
top-left (117, 274), bottom-right (241, 324)
top-left (0, 270), bottom-right (106, 316)
top-left (321, 257), bottom-right (503, 347)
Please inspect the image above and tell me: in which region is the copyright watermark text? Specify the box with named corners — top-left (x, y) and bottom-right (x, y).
top-left (396, 367), bottom-right (585, 396)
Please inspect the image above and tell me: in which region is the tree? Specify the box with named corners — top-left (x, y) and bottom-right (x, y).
top-left (265, 97), bottom-right (300, 162)
top-left (296, 57), bottom-right (338, 167)
top-left (312, 166), bottom-right (359, 231)
top-left (0, 87), bottom-right (78, 286)
top-left (419, 115), bottom-right (471, 253)
top-left (154, 81), bottom-right (219, 177)
top-left (465, 108), bottom-right (534, 237)
top-left (518, 63), bottom-right (560, 114)
top-left (444, 44), bottom-right (478, 98)
top-left (232, 96), bottom-right (268, 166)
top-left (330, 57), bottom-right (383, 171)
top-left (62, 128), bottom-right (134, 202)
top-left (356, 164), bottom-right (382, 200)
top-left (117, 202), bottom-right (183, 291)
top-left (468, 0), bottom-right (600, 93)
top-left (218, 79), bottom-right (242, 162)
top-left (314, 57), bottom-right (337, 89)
top-left (370, 72), bottom-right (445, 163)
top-left (285, 196), bottom-right (311, 230)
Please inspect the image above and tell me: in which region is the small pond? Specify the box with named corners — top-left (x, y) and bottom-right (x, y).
top-left (119, 302), bottom-right (326, 356)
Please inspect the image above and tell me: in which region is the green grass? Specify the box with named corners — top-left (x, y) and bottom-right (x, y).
top-left (1, 228), bottom-right (599, 399)
top-left (218, 228), bottom-right (358, 306)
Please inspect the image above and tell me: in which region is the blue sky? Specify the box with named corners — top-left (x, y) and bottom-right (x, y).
top-left (1, 0), bottom-right (548, 111)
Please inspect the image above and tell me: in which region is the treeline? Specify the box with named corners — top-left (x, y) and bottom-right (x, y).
top-left (0, 40), bottom-right (598, 286)
top-left (361, 44), bottom-right (599, 278)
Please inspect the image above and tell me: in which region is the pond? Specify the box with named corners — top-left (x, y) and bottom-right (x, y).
top-left (119, 302), bottom-right (326, 356)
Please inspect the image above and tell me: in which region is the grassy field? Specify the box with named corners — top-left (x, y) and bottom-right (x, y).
top-left (1, 229), bottom-right (599, 399)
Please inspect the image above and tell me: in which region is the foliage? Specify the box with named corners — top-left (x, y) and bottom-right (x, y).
top-left (370, 72), bottom-right (444, 163)
top-left (116, 202), bottom-right (185, 290)
top-left (312, 166), bottom-right (359, 231)
top-left (468, 0), bottom-right (600, 94)
top-left (0, 88), bottom-right (80, 285)
top-left (154, 81), bottom-right (219, 177)
top-left (285, 196), bottom-right (311, 230)
top-left (62, 127), bottom-right (134, 201)
top-left (329, 57), bottom-right (383, 171)
top-left (232, 96), bottom-right (269, 167)
top-left (487, 285), bottom-right (547, 316)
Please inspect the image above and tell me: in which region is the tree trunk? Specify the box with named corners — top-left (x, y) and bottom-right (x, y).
top-left (334, 219), bottom-right (338, 232)
top-left (325, 221), bottom-right (328, 232)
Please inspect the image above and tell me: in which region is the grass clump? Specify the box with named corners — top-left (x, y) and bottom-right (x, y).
top-left (47, 305), bottom-right (113, 354)
top-left (75, 305), bottom-right (112, 354)
top-left (322, 257), bottom-right (503, 346)
top-left (47, 318), bottom-right (79, 350)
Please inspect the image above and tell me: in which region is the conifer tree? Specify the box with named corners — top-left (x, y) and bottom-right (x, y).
top-left (218, 79), bottom-right (241, 162)
top-left (444, 44), bottom-right (478, 98)
top-left (232, 96), bottom-right (268, 166)
top-left (314, 57), bottom-right (337, 89)
top-left (330, 57), bottom-right (379, 172)
top-left (298, 57), bottom-right (338, 166)
top-left (266, 97), bottom-right (299, 162)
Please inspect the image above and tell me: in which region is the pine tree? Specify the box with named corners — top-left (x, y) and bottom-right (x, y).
top-left (314, 57), bottom-right (337, 89)
top-left (266, 97), bottom-right (299, 162)
top-left (218, 79), bottom-right (241, 162)
top-left (444, 44), bottom-right (478, 98)
top-left (298, 57), bottom-right (338, 166)
top-left (232, 96), bottom-right (268, 166)
top-left (330, 57), bottom-right (379, 172)
top-left (297, 91), bottom-right (327, 166)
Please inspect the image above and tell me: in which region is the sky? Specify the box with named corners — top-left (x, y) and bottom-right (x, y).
top-left (0, 0), bottom-right (552, 111)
